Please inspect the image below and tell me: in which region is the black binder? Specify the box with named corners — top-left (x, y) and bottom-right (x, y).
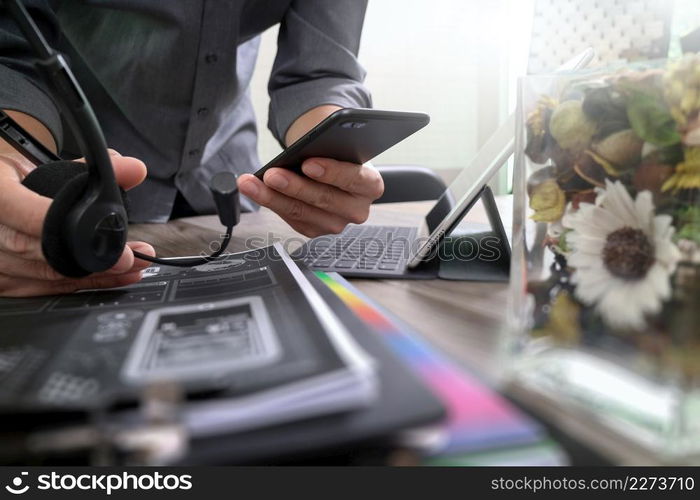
top-left (0, 253), bottom-right (445, 465)
top-left (178, 267), bottom-right (446, 464)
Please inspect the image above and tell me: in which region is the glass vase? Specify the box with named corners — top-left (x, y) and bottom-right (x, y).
top-left (506, 55), bottom-right (700, 462)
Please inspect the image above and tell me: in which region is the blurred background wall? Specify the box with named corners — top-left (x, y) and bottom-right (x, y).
top-left (249, 0), bottom-right (700, 193)
top-left (250, 0), bottom-right (533, 185)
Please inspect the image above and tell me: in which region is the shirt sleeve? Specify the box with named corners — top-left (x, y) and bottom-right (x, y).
top-left (0, 0), bottom-right (63, 148)
top-left (267, 0), bottom-right (372, 145)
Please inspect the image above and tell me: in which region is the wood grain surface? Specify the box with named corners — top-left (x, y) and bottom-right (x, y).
top-left (128, 195), bottom-right (668, 465)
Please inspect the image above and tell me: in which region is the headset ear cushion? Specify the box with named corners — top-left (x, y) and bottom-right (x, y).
top-left (21, 160), bottom-right (132, 278)
top-left (40, 171), bottom-right (93, 278)
top-left (22, 160), bottom-right (131, 215)
top-left (21, 161), bottom-right (90, 277)
top-left (21, 160), bottom-right (87, 198)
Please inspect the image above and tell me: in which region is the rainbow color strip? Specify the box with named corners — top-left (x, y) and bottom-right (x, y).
top-left (315, 271), bottom-right (545, 457)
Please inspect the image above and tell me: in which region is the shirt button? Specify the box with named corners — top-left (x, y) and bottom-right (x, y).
top-left (188, 148), bottom-right (200, 157)
top-left (204, 53), bottom-right (218, 64)
top-left (197, 107), bottom-right (209, 117)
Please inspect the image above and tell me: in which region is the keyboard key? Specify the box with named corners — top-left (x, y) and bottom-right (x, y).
top-left (312, 259), bottom-right (335, 268)
top-left (333, 261), bottom-right (356, 269)
top-left (378, 263), bottom-right (399, 270)
top-left (356, 262), bottom-right (377, 270)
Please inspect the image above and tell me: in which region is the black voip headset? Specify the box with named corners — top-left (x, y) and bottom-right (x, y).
top-left (0, 0), bottom-right (240, 278)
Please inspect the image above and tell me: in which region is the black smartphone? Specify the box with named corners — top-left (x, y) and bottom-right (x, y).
top-left (254, 108), bottom-right (430, 179)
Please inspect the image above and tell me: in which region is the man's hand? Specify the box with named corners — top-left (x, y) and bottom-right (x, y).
top-left (237, 158), bottom-right (384, 237)
top-left (0, 149), bottom-right (155, 297)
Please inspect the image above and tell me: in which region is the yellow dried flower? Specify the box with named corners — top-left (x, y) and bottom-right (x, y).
top-left (591, 129), bottom-right (643, 171)
top-left (529, 179), bottom-right (566, 222)
top-left (549, 100), bottom-right (597, 152)
top-left (531, 291), bottom-right (581, 345)
top-left (527, 96), bottom-right (558, 139)
top-left (663, 54), bottom-right (700, 128)
top-left (662, 147), bottom-right (700, 192)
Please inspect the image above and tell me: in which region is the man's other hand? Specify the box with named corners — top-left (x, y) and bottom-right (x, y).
top-left (237, 158), bottom-right (384, 237)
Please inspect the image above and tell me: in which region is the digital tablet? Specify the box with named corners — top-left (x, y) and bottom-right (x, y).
top-left (406, 48), bottom-right (595, 268)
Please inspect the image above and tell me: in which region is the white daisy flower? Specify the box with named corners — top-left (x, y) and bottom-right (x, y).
top-left (562, 180), bottom-right (681, 330)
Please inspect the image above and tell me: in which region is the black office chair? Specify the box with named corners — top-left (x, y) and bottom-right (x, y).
top-left (373, 165), bottom-right (447, 204)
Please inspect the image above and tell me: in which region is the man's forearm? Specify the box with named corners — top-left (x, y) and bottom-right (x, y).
top-left (0, 110), bottom-right (57, 178)
top-left (284, 104), bottom-right (342, 147)
top-left (1, 110), bottom-right (57, 154)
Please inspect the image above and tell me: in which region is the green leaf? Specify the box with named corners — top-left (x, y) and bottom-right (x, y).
top-left (558, 229), bottom-right (572, 253)
top-left (674, 206), bottom-right (700, 244)
top-left (676, 205), bottom-right (700, 225)
top-left (676, 223), bottom-right (700, 245)
top-left (626, 91), bottom-right (681, 147)
top-left (658, 143), bottom-right (684, 164)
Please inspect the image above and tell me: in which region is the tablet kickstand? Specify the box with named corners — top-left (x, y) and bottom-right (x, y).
top-left (409, 186), bottom-right (511, 282)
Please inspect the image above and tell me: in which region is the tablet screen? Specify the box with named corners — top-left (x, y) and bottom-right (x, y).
top-left (409, 114), bottom-right (515, 267)
top-left (407, 48), bottom-right (594, 267)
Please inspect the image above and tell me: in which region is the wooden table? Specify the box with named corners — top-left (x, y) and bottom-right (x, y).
top-left (129, 197), bottom-right (668, 466)
top-left (130, 198), bottom-right (510, 381)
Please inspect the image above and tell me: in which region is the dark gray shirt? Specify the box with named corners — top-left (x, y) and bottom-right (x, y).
top-left (0, 0), bottom-right (371, 222)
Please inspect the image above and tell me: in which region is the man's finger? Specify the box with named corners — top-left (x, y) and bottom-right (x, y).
top-left (238, 174), bottom-right (349, 235)
top-left (262, 168), bottom-right (369, 224)
top-left (0, 270), bottom-right (144, 298)
top-left (0, 251), bottom-right (64, 281)
top-left (0, 225), bottom-right (44, 261)
top-left (112, 155), bottom-right (147, 191)
top-left (0, 152), bottom-right (37, 178)
top-left (0, 239), bottom-right (154, 281)
top-left (283, 219), bottom-right (326, 239)
top-left (76, 151), bottom-right (146, 190)
top-left (127, 241), bottom-right (156, 268)
top-left (66, 269), bottom-right (144, 293)
top-left (105, 241), bottom-right (156, 275)
top-left (0, 175), bottom-right (51, 236)
top-left (301, 158), bottom-right (384, 199)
